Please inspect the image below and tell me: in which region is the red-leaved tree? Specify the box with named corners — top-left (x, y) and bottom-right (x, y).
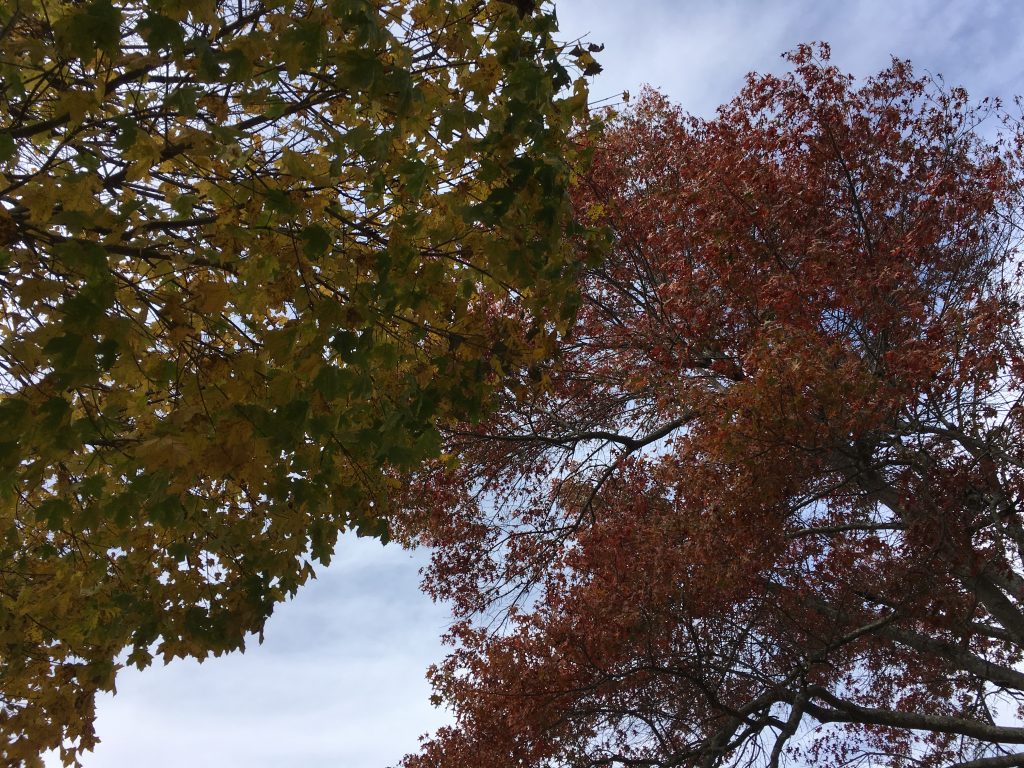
top-left (398, 45), bottom-right (1024, 768)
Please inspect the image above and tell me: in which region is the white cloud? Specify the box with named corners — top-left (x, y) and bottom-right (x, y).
top-left (45, 539), bottom-right (451, 768)
top-left (556, 0), bottom-right (1024, 116)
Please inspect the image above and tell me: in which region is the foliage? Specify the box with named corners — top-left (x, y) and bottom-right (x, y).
top-left (399, 45), bottom-right (1024, 768)
top-left (0, 0), bottom-right (592, 761)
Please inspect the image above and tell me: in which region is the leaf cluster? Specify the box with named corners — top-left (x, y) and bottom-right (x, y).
top-left (398, 46), bottom-right (1024, 768)
top-left (0, 0), bottom-right (593, 761)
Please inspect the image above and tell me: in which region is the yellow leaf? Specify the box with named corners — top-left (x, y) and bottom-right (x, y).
top-left (192, 280), bottom-right (231, 314)
top-left (56, 90), bottom-right (99, 126)
top-left (124, 133), bottom-right (164, 181)
top-left (19, 181), bottom-right (58, 224)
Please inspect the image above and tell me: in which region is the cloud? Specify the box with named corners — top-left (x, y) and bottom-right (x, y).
top-left (556, 0), bottom-right (1024, 115)
top-left (45, 540), bottom-right (452, 768)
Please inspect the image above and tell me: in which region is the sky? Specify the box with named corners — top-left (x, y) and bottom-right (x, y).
top-left (44, 2), bottom-right (1024, 766)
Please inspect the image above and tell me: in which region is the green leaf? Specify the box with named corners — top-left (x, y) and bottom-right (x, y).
top-left (44, 334), bottom-right (84, 367)
top-left (55, 0), bottom-right (123, 59)
top-left (314, 365), bottom-right (350, 399)
top-left (399, 159), bottom-right (430, 198)
top-left (165, 86), bottom-right (200, 117)
top-left (0, 440), bottom-right (20, 473)
top-left (264, 189), bottom-right (299, 216)
top-left (172, 194), bottom-right (199, 216)
top-left (137, 13), bottom-right (184, 54)
top-left (95, 337), bottom-right (119, 370)
top-left (339, 50), bottom-right (383, 91)
top-left (222, 48), bottom-right (253, 80)
top-left (35, 498), bottom-right (73, 530)
top-left (0, 133), bottom-right (14, 163)
top-left (309, 519), bottom-right (337, 564)
top-left (300, 224), bottom-right (332, 258)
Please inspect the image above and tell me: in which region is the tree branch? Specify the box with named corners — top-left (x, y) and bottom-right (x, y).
top-left (805, 686), bottom-right (1024, 743)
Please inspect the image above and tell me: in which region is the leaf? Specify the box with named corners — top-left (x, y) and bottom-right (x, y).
top-left (138, 13), bottom-right (184, 54)
top-left (35, 498), bottom-right (73, 530)
top-left (0, 132), bottom-right (14, 163)
top-left (55, 0), bottom-right (123, 59)
top-left (300, 224), bottom-right (332, 258)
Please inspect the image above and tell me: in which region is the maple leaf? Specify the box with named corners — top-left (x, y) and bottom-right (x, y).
top-left (0, 0), bottom-right (593, 762)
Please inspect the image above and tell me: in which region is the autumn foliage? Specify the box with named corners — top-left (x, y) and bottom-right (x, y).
top-left (0, 0), bottom-right (592, 761)
top-left (400, 46), bottom-right (1024, 767)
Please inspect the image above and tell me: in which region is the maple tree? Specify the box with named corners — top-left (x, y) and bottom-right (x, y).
top-left (0, 0), bottom-right (595, 762)
top-left (399, 46), bottom-right (1024, 768)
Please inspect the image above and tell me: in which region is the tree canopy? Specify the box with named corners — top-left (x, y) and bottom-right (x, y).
top-left (0, 0), bottom-right (593, 762)
top-left (399, 46), bottom-right (1024, 768)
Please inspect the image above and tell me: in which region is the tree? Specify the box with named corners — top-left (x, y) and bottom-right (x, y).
top-left (398, 45), bottom-right (1024, 768)
top-left (0, 0), bottom-right (593, 762)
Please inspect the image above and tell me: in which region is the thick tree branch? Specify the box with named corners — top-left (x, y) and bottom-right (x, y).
top-left (947, 752), bottom-right (1024, 768)
top-left (805, 686), bottom-right (1024, 743)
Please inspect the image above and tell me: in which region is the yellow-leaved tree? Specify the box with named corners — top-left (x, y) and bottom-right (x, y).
top-left (0, 0), bottom-right (595, 762)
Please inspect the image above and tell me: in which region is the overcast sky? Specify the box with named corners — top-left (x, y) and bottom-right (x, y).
top-left (45, 2), bottom-right (1024, 766)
